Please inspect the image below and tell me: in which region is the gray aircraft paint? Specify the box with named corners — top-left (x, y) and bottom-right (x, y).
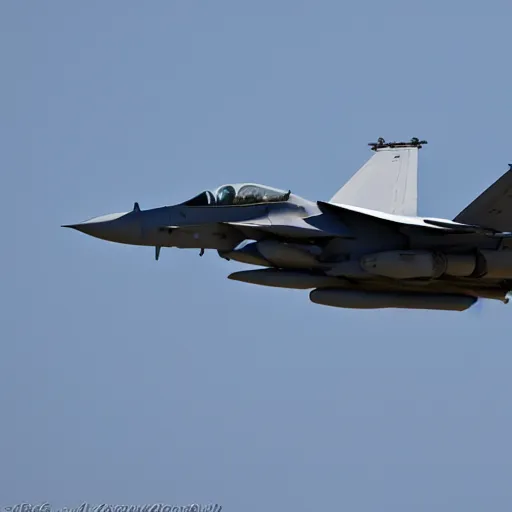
top-left (329, 144), bottom-right (419, 216)
top-left (453, 165), bottom-right (512, 232)
top-left (64, 138), bottom-right (512, 311)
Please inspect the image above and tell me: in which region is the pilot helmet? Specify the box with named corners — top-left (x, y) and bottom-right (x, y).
top-left (216, 185), bottom-right (236, 205)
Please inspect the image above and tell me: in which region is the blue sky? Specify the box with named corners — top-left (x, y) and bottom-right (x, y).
top-left (2, 2), bottom-right (512, 510)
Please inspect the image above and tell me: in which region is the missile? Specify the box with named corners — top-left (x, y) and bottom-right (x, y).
top-left (222, 240), bottom-right (324, 269)
top-left (228, 269), bottom-right (347, 289)
top-left (309, 289), bottom-right (477, 311)
top-left (255, 240), bottom-right (322, 268)
top-left (220, 241), bottom-right (271, 267)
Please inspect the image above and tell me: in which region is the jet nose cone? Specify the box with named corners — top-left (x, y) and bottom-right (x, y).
top-left (62, 223), bottom-right (100, 236)
top-left (62, 212), bottom-right (133, 242)
top-left (62, 223), bottom-right (87, 233)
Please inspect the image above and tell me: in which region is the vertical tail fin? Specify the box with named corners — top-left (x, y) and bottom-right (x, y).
top-left (453, 165), bottom-right (512, 232)
top-left (329, 138), bottom-right (425, 217)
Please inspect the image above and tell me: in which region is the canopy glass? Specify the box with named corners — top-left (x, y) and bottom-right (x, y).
top-left (183, 183), bottom-right (291, 206)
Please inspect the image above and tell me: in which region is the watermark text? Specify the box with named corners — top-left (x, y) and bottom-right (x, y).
top-left (3, 504), bottom-right (221, 512)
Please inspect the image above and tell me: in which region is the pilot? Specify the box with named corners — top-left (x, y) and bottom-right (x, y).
top-left (216, 185), bottom-right (236, 205)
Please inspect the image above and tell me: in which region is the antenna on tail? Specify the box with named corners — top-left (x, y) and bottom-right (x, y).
top-left (368, 137), bottom-right (428, 151)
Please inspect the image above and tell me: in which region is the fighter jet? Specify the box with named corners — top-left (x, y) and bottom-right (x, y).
top-left (63, 138), bottom-right (512, 311)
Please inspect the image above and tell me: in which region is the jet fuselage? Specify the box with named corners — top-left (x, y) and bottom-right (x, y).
top-left (64, 141), bottom-right (512, 310)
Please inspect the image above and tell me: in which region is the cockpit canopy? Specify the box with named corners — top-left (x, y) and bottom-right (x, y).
top-left (182, 183), bottom-right (291, 207)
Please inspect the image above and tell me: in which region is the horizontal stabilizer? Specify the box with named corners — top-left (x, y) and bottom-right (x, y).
top-left (453, 165), bottom-right (512, 232)
top-left (330, 141), bottom-right (420, 216)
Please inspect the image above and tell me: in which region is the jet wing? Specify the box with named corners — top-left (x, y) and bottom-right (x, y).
top-left (317, 201), bottom-right (506, 235)
top-left (453, 165), bottom-right (512, 232)
top-left (317, 201), bottom-right (448, 229)
top-left (157, 216), bottom-right (353, 241)
top-left (220, 219), bottom-right (351, 239)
